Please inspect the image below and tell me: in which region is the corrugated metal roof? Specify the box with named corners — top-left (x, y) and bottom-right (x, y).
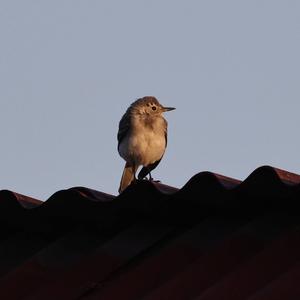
top-left (0, 165), bottom-right (299, 300)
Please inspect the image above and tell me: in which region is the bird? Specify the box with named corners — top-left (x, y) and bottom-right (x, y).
top-left (117, 96), bottom-right (175, 193)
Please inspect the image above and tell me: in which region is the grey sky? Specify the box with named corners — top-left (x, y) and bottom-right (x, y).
top-left (0, 1), bottom-right (299, 200)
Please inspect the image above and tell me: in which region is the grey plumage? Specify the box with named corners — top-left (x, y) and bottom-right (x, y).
top-left (117, 96), bottom-right (175, 193)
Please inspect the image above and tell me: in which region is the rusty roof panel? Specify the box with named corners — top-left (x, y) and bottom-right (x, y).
top-left (0, 165), bottom-right (299, 299)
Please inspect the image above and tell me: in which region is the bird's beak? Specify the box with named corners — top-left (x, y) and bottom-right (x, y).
top-left (162, 107), bottom-right (176, 112)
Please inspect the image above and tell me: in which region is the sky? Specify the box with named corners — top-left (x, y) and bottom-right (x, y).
top-left (0, 0), bottom-right (299, 200)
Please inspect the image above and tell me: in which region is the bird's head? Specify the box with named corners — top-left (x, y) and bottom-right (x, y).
top-left (131, 96), bottom-right (175, 116)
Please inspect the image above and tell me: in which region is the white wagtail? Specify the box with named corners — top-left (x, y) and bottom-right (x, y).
top-left (117, 96), bottom-right (175, 193)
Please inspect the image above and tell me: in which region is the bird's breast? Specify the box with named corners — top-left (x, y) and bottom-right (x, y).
top-left (119, 122), bottom-right (166, 166)
top-left (131, 128), bottom-right (166, 165)
top-left (118, 115), bottom-right (167, 166)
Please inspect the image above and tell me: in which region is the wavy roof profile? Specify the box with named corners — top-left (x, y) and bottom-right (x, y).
top-left (0, 165), bottom-right (299, 300)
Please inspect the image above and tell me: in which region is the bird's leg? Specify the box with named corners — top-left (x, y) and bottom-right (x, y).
top-left (148, 171), bottom-right (153, 181)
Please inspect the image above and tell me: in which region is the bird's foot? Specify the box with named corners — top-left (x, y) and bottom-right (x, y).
top-left (147, 173), bottom-right (161, 183)
top-left (138, 174), bottom-right (161, 183)
top-left (151, 179), bottom-right (161, 183)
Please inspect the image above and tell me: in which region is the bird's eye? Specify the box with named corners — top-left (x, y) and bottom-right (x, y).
top-left (152, 106), bottom-right (157, 111)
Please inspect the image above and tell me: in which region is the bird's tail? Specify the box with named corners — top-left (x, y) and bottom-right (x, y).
top-left (119, 163), bottom-right (136, 193)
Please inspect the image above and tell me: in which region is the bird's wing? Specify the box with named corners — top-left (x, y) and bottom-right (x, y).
top-left (117, 113), bottom-right (130, 148)
top-left (138, 121), bottom-right (168, 180)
